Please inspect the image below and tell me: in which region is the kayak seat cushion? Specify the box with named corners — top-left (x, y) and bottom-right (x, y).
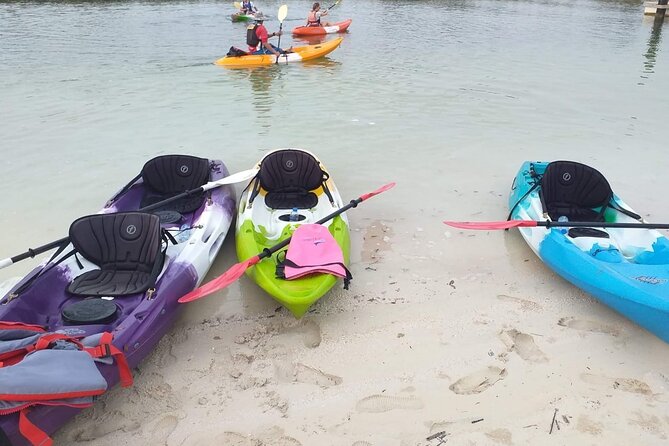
top-left (540, 161), bottom-right (612, 222)
top-left (254, 149), bottom-right (328, 209)
top-left (140, 155), bottom-right (210, 214)
top-left (67, 213), bottom-right (165, 297)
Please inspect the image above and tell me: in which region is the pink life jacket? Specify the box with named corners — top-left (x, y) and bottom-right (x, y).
top-left (276, 224), bottom-right (352, 288)
top-left (307, 11), bottom-right (321, 27)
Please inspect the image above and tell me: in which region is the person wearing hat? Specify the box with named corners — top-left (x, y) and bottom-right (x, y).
top-left (246, 17), bottom-right (288, 56)
top-left (306, 2), bottom-right (332, 27)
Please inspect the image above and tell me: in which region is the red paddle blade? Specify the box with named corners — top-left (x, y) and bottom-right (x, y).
top-left (360, 182), bottom-right (396, 201)
top-left (443, 220), bottom-right (539, 230)
top-left (178, 256), bottom-right (260, 303)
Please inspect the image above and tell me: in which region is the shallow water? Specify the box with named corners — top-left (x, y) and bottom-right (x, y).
top-left (1, 0), bottom-right (668, 287)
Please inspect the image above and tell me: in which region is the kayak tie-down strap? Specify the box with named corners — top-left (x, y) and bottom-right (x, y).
top-left (248, 149), bottom-right (335, 209)
top-left (67, 212), bottom-right (166, 297)
top-left (0, 322), bottom-right (132, 446)
top-left (275, 224), bottom-right (352, 288)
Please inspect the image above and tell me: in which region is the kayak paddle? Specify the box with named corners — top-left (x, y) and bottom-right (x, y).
top-left (326, 0), bottom-right (342, 11)
top-left (444, 220), bottom-right (669, 230)
top-left (0, 167), bottom-right (259, 270)
top-left (276, 4), bottom-right (288, 64)
top-left (178, 182), bottom-right (396, 303)
top-left (233, 1), bottom-right (241, 9)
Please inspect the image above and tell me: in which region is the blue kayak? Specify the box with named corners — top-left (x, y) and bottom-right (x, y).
top-left (509, 160), bottom-right (669, 343)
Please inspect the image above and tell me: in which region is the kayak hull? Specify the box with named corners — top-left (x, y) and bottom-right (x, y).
top-left (215, 37), bottom-right (343, 68)
top-left (236, 149), bottom-right (350, 317)
top-left (509, 161), bottom-right (669, 343)
top-left (0, 159), bottom-right (236, 444)
top-left (231, 13), bottom-right (255, 22)
top-left (292, 19), bottom-right (352, 36)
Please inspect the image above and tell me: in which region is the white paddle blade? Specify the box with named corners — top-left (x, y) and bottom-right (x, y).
top-left (278, 4), bottom-right (288, 22)
top-left (0, 258), bottom-right (13, 270)
top-left (202, 167), bottom-right (259, 192)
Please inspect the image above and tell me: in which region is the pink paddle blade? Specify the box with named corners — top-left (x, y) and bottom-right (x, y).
top-left (178, 256), bottom-right (260, 303)
top-left (443, 220), bottom-right (539, 230)
top-left (360, 182), bottom-right (396, 201)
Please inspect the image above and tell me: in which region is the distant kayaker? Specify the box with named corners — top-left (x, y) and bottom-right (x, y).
top-left (247, 17), bottom-right (290, 56)
top-left (240, 1), bottom-right (258, 14)
top-left (306, 2), bottom-right (332, 27)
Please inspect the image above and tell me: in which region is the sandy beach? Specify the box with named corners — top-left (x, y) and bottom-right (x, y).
top-left (2, 0), bottom-right (669, 444)
top-left (52, 186), bottom-right (669, 446)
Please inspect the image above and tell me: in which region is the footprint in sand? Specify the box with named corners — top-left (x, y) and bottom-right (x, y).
top-left (71, 410), bottom-right (141, 442)
top-left (499, 329), bottom-right (548, 363)
top-left (281, 320), bottom-right (322, 348)
top-left (449, 367), bottom-right (507, 395)
top-left (497, 294), bottom-right (542, 312)
top-left (580, 373), bottom-right (653, 395)
top-left (293, 363), bottom-right (342, 387)
top-left (265, 436), bottom-right (302, 446)
top-left (151, 414), bottom-right (179, 443)
top-left (628, 411), bottom-right (667, 439)
top-left (558, 317), bottom-right (620, 336)
top-left (485, 428), bottom-right (513, 445)
top-left (276, 363), bottom-right (342, 388)
top-left (208, 432), bottom-right (258, 446)
top-left (577, 415), bottom-right (603, 435)
top-left (356, 394), bottom-right (424, 413)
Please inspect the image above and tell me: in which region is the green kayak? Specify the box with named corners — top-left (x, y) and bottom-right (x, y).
top-left (236, 148), bottom-right (350, 317)
top-left (231, 12), bottom-right (255, 22)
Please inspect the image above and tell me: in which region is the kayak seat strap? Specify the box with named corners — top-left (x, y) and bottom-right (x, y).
top-left (67, 213), bottom-right (164, 297)
top-left (140, 155), bottom-right (210, 214)
top-left (539, 161), bottom-right (612, 222)
top-left (19, 409), bottom-right (52, 446)
top-left (255, 149), bottom-right (329, 209)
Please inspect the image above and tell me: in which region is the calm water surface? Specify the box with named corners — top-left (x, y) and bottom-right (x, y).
top-left (1, 0), bottom-right (668, 283)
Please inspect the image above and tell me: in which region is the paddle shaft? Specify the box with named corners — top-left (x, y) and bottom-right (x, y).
top-left (257, 196), bottom-right (364, 261)
top-left (0, 168), bottom-right (259, 269)
top-left (3, 187), bottom-right (208, 266)
top-left (277, 22), bottom-right (284, 49)
top-left (537, 221), bottom-right (669, 229)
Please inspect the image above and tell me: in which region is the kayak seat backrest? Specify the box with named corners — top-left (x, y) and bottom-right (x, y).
top-left (140, 155), bottom-right (210, 214)
top-left (540, 161), bottom-right (612, 222)
top-left (255, 150), bottom-right (327, 209)
top-left (67, 213), bottom-right (164, 297)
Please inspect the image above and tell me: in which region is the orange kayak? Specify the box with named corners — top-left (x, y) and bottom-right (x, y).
top-left (215, 38), bottom-right (343, 68)
top-left (292, 19), bottom-right (352, 36)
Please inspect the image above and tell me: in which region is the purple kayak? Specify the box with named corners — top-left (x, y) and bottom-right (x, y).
top-left (0, 155), bottom-right (235, 445)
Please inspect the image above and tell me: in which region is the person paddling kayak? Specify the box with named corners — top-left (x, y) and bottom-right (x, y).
top-left (306, 2), bottom-right (332, 27)
top-left (247, 17), bottom-right (290, 55)
top-left (240, 0), bottom-right (258, 14)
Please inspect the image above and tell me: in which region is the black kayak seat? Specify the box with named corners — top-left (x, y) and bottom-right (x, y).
top-left (540, 161), bottom-right (613, 222)
top-left (67, 213), bottom-right (164, 297)
top-left (251, 150), bottom-right (331, 209)
top-left (140, 155), bottom-right (210, 215)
